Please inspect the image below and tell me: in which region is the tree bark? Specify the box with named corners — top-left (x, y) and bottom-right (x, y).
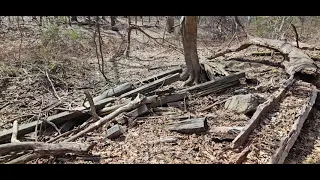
top-left (180, 16), bottom-right (205, 86)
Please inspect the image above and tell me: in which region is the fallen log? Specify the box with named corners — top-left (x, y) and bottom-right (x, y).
top-left (177, 72), bottom-right (245, 94)
top-left (269, 88), bottom-right (318, 164)
top-left (148, 92), bottom-right (187, 108)
top-left (120, 73), bottom-right (181, 98)
top-left (134, 68), bottom-right (182, 86)
top-left (208, 37), bottom-right (318, 77)
top-left (6, 153), bottom-right (41, 164)
top-left (232, 77), bottom-right (295, 149)
top-left (0, 142), bottom-right (93, 155)
top-left (168, 117), bottom-right (208, 134)
top-left (125, 104), bottom-right (149, 127)
top-left (84, 82), bottom-right (133, 107)
top-left (0, 97), bottom-right (116, 143)
top-left (106, 124), bottom-right (124, 139)
top-left (202, 61), bottom-right (229, 80)
top-left (194, 80), bottom-right (240, 97)
top-left (65, 94), bottom-right (156, 142)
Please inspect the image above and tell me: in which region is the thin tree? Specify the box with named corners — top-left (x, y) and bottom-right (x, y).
top-left (180, 16), bottom-right (206, 86)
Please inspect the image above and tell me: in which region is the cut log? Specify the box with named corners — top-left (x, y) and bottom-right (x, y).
top-left (270, 88), bottom-right (318, 164)
top-left (194, 80), bottom-right (240, 97)
top-left (208, 37), bottom-right (318, 77)
top-left (232, 77), bottom-right (295, 149)
top-left (148, 92), bottom-right (187, 108)
top-left (106, 124), bottom-right (124, 139)
top-left (168, 117), bottom-right (208, 134)
top-left (0, 97), bottom-right (116, 143)
top-left (167, 101), bottom-right (184, 109)
top-left (120, 73), bottom-right (181, 98)
top-left (84, 83), bottom-right (133, 107)
top-left (177, 72), bottom-right (245, 94)
top-left (134, 68), bottom-right (182, 86)
top-left (125, 104), bottom-right (149, 127)
top-left (0, 142), bottom-right (92, 155)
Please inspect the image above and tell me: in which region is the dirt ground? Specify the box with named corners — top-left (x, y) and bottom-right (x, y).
top-left (0, 16), bottom-right (319, 164)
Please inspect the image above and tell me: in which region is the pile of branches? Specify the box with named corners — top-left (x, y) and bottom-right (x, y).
top-left (0, 64), bottom-right (246, 163)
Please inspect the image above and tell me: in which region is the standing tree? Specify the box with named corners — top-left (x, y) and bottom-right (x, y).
top-left (180, 16), bottom-right (206, 86)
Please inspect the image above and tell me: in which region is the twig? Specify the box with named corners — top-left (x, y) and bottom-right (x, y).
top-left (10, 120), bottom-right (20, 143)
top-left (291, 23), bottom-right (299, 48)
top-left (45, 71), bottom-right (61, 101)
top-left (0, 102), bottom-right (10, 111)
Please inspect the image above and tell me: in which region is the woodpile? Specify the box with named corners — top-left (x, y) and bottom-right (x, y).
top-left (0, 65), bottom-right (245, 164)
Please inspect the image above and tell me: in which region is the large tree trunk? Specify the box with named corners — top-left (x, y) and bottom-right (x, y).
top-left (180, 16), bottom-right (205, 86)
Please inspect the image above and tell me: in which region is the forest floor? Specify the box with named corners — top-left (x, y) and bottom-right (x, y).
top-left (0, 17), bottom-right (319, 164)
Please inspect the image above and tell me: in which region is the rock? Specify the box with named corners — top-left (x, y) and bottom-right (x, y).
top-left (224, 94), bottom-right (259, 114)
top-left (106, 124), bottom-right (125, 139)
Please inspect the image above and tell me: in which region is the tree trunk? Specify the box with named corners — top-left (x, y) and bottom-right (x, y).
top-left (166, 16), bottom-right (174, 33)
top-left (180, 16), bottom-right (205, 86)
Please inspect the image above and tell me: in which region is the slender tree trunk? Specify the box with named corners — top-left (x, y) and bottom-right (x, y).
top-left (180, 16), bottom-right (204, 86)
top-left (166, 16), bottom-right (174, 33)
